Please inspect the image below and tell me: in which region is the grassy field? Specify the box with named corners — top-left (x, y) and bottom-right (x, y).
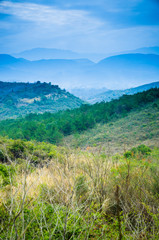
top-left (0, 137), bottom-right (159, 239)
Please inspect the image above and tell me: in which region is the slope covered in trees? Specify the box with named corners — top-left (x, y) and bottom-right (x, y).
top-left (0, 88), bottom-right (159, 144)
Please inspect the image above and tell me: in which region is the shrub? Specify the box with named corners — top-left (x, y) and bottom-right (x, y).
top-left (0, 164), bottom-right (15, 186)
top-left (0, 150), bottom-right (6, 163)
top-left (132, 144), bottom-right (152, 156)
top-left (75, 174), bottom-right (88, 202)
top-left (9, 140), bottom-right (25, 158)
top-left (124, 150), bottom-right (132, 159)
top-left (124, 144), bottom-right (152, 158)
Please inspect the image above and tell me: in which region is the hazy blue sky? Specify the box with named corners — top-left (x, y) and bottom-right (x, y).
top-left (0, 0), bottom-right (159, 54)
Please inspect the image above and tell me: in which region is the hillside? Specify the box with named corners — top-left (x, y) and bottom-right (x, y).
top-left (0, 88), bottom-right (158, 144)
top-left (1, 53), bottom-right (159, 89)
top-left (0, 81), bottom-right (83, 119)
top-left (87, 81), bottom-right (159, 103)
top-left (65, 100), bottom-right (159, 153)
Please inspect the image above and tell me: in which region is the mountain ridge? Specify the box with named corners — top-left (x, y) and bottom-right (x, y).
top-left (13, 48), bottom-right (80, 60)
top-left (1, 53), bottom-right (159, 89)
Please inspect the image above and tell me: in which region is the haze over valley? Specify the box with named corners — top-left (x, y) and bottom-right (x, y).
top-left (1, 50), bottom-right (159, 90)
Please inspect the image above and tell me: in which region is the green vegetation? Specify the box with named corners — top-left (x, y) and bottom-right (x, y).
top-left (65, 99), bottom-right (159, 153)
top-left (0, 138), bottom-right (64, 166)
top-left (0, 81), bottom-right (83, 119)
top-left (0, 137), bottom-right (159, 239)
top-left (0, 87), bottom-right (159, 238)
top-left (124, 144), bottom-right (152, 158)
top-left (0, 88), bottom-right (159, 144)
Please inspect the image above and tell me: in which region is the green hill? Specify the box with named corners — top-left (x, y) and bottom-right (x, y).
top-left (0, 88), bottom-right (158, 144)
top-left (0, 81), bottom-right (83, 119)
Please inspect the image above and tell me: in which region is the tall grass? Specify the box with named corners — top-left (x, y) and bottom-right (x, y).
top-left (0, 142), bottom-right (159, 239)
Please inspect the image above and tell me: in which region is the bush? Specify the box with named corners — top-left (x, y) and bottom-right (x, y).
top-left (0, 164), bottom-right (15, 186)
top-left (124, 150), bottom-right (132, 158)
top-left (132, 144), bottom-right (152, 156)
top-left (0, 150), bottom-right (6, 163)
top-left (9, 140), bottom-right (25, 158)
top-left (75, 174), bottom-right (88, 202)
top-left (124, 144), bottom-right (152, 158)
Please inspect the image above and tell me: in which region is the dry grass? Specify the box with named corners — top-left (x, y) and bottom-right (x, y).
top-left (0, 146), bottom-right (159, 239)
top-left (0, 151), bottom-right (114, 208)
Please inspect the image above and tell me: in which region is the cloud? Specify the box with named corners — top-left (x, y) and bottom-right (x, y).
top-left (0, 0), bottom-right (159, 54)
top-left (0, 1), bottom-right (103, 31)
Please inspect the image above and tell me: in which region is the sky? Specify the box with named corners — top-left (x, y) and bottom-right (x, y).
top-left (0, 0), bottom-right (159, 54)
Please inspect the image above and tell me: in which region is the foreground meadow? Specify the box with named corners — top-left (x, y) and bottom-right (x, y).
top-left (0, 139), bottom-right (159, 239)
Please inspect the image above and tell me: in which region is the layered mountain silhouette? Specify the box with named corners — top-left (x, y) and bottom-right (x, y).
top-left (13, 48), bottom-right (80, 61)
top-left (13, 46), bottom-right (159, 61)
top-left (0, 53), bottom-right (159, 89)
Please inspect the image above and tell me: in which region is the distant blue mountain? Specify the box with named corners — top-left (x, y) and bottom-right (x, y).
top-left (0, 53), bottom-right (159, 89)
top-left (13, 48), bottom-right (80, 60)
top-left (13, 46), bottom-right (159, 62)
top-left (0, 54), bottom-right (27, 65)
top-left (12, 47), bottom-right (108, 62)
top-left (69, 87), bottom-right (109, 100)
top-left (125, 46), bottom-right (159, 55)
top-left (104, 46), bottom-right (159, 58)
top-left (98, 53), bottom-right (159, 67)
top-left (87, 81), bottom-right (159, 103)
